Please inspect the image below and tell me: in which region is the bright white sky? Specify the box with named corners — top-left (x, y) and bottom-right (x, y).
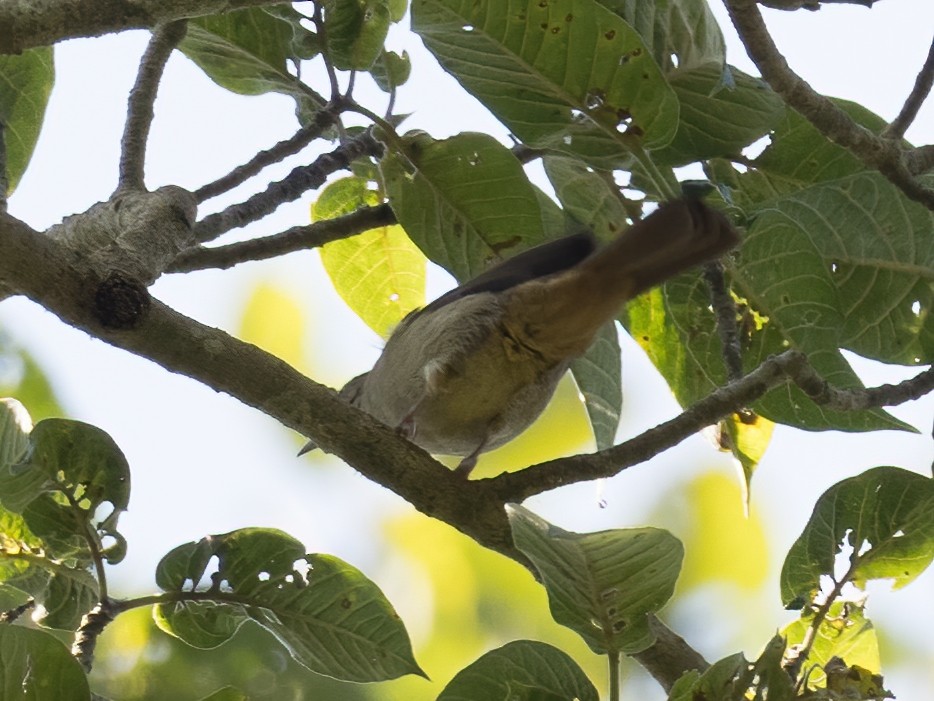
top-left (2, 1), bottom-right (932, 698)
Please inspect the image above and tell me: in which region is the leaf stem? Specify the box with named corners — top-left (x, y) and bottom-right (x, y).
top-left (608, 651), bottom-right (621, 701)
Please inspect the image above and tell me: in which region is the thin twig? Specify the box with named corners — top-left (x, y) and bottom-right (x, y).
top-left (722, 0), bottom-right (934, 211)
top-left (169, 203), bottom-right (395, 272)
top-left (194, 106), bottom-right (342, 203)
top-left (193, 130), bottom-right (383, 243)
top-left (703, 261), bottom-right (744, 383)
top-left (883, 34), bottom-right (934, 140)
top-left (492, 352), bottom-right (934, 501)
top-left (118, 20), bottom-right (188, 191)
top-left (0, 599), bottom-right (35, 624)
top-left (0, 119), bottom-right (7, 213)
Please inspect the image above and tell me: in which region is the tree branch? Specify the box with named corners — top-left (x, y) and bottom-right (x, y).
top-left (0, 0), bottom-right (301, 55)
top-left (490, 352), bottom-right (934, 502)
top-left (193, 130), bottom-right (383, 243)
top-left (883, 34), bottom-right (934, 140)
top-left (118, 21), bottom-right (188, 191)
top-left (194, 107), bottom-right (342, 203)
top-left (168, 203), bottom-right (395, 273)
top-left (722, 0), bottom-right (934, 211)
top-left (703, 262), bottom-right (743, 383)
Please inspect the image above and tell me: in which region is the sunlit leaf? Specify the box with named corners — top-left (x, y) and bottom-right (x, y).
top-left (508, 504), bottom-right (682, 654)
top-left (780, 466), bottom-right (934, 609)
top-left (237, 282), bottom-right (309, 372)
top-left (782, 601), bottom-right (880, 689)
top-left (671, 471), bottom-right (769, 592)
top-left (316, 177), bottom-right (425, 337)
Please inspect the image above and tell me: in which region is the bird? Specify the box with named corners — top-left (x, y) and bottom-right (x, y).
top-left (300, 197), bottom-right (740, 475)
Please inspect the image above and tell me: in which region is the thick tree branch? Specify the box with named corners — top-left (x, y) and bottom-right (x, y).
top-left (193, 131), bottom-right (383, 242)
top-left (0, 0), bottom-right (300, 55)
top-left (118, 21), bottom-right (188, 191)
top-left (169, 204), bottom-right (395, 273)
top-left (883, 34), bottom-right (934, 140)
top-left (906, 144), bottom-right (934, 175)
top-left (722, 0), bottom-right (934, 211)
top-left (194, 107), bottom-right (342, 203)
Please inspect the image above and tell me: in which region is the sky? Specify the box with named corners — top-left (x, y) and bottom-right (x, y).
top-left (1, 1), bottom-right (933, 698)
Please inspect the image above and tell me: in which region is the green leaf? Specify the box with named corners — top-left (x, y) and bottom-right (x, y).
top-left (412, 0), bottom-right (679, 168)
top-left (543, 155), bottom-right (632, 241)
top-left (0, 398), bottom-right (32, 468)
top-left (155, 528), bottom-right (424, 683)
top-left (667, 640), bottom-right (793, 701)
top-left (780, 466), bottom-right (934, 609)
top-left (324, 0), bottom-right (392, 70)
top-left (316, 177), bottom-right (426, 337)
top-left (507, 504), bottom-right (682, 654)
top-left (381, 132), bottom-right (546, 281)
top-left (0, 625), bottom-right (90, 700)
top-left (655, 63), bottom-right (784, 167)
top-left (782, 601), bottom-right (879, 689)
top-left (707, 100), bottom-right (890, 209)
top-left (737, 173), bottom-right (933, 367)
top-left (437, 640), bottom-right (599, 701)
top-left (622, 225), bottom-right (915, 433)
top-left (0, 47), bottom-right (54, 195)
top-left (3, 419), bottom-right (130, 565)
top-left (370, 49), bottom-right (412, 92)
top-left (596, 0), bottom-right (725, 73)
top-left (180, 9), bottom-right (323, 111)
top-left (569, 322), bottom-right (622, 450)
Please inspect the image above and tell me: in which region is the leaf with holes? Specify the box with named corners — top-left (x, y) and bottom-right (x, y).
top-left (782, 601), bottom-right (880, 689)
top-left (508, 504), bottom-right (682, 654)
top-left (412, 0), bottom-right (678, 169)
top-left (381, 132), bottom-right (546, 281)
top-left (316, 177), bottom-right (426, 338)
top-left (780, 466), bottom-right (934, 609)
top-left (155, 528), bottom-right (424, 682)
top-left (598, 0), bottom-right (725, 73)
top-left (437, 640), bottom-right (599, 701)
top-left (735, 173), bottom-right (934, 368)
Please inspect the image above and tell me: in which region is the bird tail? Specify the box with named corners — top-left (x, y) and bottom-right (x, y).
top-left (502, 199), bottom-right (740, 362)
